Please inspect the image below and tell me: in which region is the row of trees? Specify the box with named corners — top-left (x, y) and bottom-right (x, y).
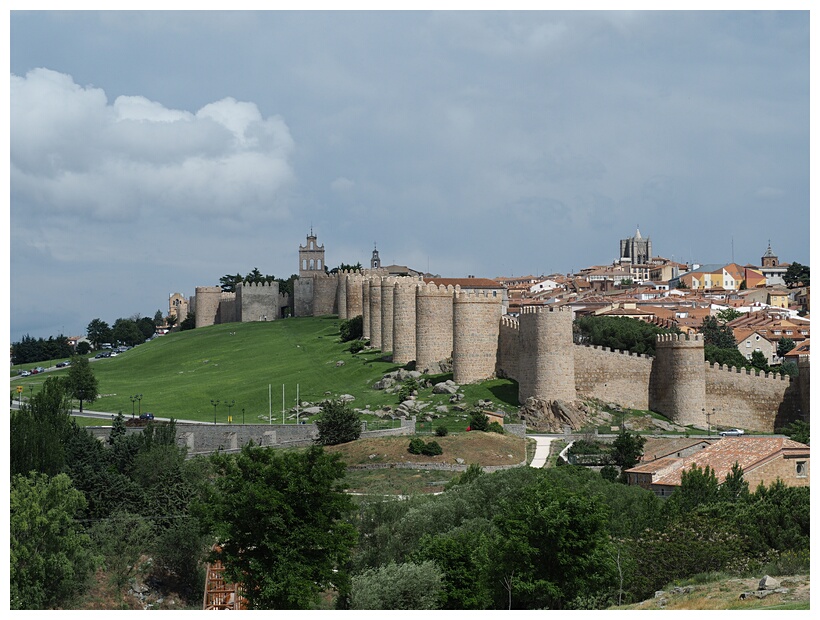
top-left (11, 334), bottom-right (74, 365)
top-left (11, 376), bottom-right (810, 610)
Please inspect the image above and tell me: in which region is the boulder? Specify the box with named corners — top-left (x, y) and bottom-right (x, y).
top-left (433, 382), bottom-right (459, 395)
top-left (519, 398), bottom-right (590, 433)
top-left (335, 360), bottom-right (345, 367)
top-left (339, 394), bottom-right (355, 403)
top-left (759, 575), bottom-right (780, 590)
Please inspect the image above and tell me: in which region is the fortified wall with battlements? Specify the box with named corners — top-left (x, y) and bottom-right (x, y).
top-left (299, 268), bottom-right (807, 433)
top-left (190, 282), bottom-right (289, 328)
top-left (178, 232), bottom-right (807, 433)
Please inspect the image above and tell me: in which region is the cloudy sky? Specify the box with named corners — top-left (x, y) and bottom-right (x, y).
top-left (7, 7), bottom-right (811, 341)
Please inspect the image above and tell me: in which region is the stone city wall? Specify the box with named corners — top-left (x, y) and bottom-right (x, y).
top-left (704, 363), bottom-right (796, 432)
top-left (496, 315), bottom-right (520, 382)
top-left (362, 276), bottom-right (371, 340)
top-left (236, 281), bottom-right (280, 322)
top-left (312, 273), bottom-right (339, 316)
top-left (649, 334), bottom-right (707, 427)
top-left (346, 271), bottom-right (364, 320)
top-left (572, 345), bottom-right (653, 411)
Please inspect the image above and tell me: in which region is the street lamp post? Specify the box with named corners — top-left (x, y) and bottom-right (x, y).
top-left (130, 395), bottom-right (137, 419)
top-left (225, 400), bottom-right (235, 424)
top-left (242, 408), bottom-right (245, 425)
top-left (211, 399), bottom-right (220, 424)
top-left (135, 394), bottom-right (143, 418)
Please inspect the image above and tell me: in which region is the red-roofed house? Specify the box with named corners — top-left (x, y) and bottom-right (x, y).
top-left (625, 437), bottom-right (809, 497)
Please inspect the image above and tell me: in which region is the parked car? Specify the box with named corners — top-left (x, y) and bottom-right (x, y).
top-left (139, 412), bottom-right (155, 421)
top-left (56, 360), bottom-right (71, 368)
top-left (720, 429), bottom-right (745, 437)
top-left (35, 367), bottom-right (45, 373)
top-left (20, 370), bottom-right (31, 377)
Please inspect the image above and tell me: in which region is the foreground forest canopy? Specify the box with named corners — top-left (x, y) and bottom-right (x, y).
top-left (10, 377), bottom-right (810, 610)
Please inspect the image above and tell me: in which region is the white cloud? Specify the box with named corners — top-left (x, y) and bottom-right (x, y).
top-left (11, 68), bottom-right (296, 223)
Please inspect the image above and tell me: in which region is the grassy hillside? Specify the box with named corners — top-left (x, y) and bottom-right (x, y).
top-left (30, 316), bottom-right (519, 425)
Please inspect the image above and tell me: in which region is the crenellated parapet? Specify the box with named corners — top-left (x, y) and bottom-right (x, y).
top-left (416, 283), bottom-right (455, 372)
top-left (517, 304), bottom-right (576, 403)
top-left (237, 280), bottom-right (281, 322)
top-left (452, 286), bottom-right (503, 384)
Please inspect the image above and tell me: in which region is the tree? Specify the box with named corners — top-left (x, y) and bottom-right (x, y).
top-left (777, 337), bottom-right (796, 358)
top-left (180, 312), bottom-right (196, 331)
top-left (351, 561), bottom-right (444, 609)
top-left (784, 262), bottom-right (810, 288)
top-left (315, 399), bottom-right (362, 445)
top-left (113, 317), bottom-right (145, 347)
top-left (64, 355), bottom-right (99, 413)
top-left (704, 344), bottom-right (748, 369)
top-left (10, 472), bottom-right (97, 609)
top-left (88, 510), bottom-right (155, 592)
top-left (699, 316), bottom-right (736, 349)
top-left (219, 273), bottom-right (243, 293)
top-left (610, 430), bottom-right (646, 480)
top-left (486, 478), bottom-right (615, 609)
top-left (750, 350), bottom-right (769, 371)
top-left (87, 318), bottom-right (113, 349)
top-left (76, 340), bottom-right (91, 355)
top-left (665, 464), bottom-right (720, 515)
top-left (208, 444), bottom-right (357, 609)
top-left (10, 376), bottom-right (74, 478)
top-left (154, 309), bottom-right (165, 327)
top-left (716, 308), bottom-right (742, 324)
top-left (719, 462), bottom-right (750, 503)
top-left (165, 313), bottom-right (178, 329)
top-left (468, 410), bottom-right (490, 432)
top-left (780, 419), bottom-right (809, 445)
top-left (574, 315), bottom-right (677, 356)
top-left (340, 315), bottom-right (363, 342)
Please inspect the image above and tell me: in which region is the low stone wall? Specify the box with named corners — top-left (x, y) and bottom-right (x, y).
top-left (85, 417), bottom-right (417, 456)
top-left (346, 461), bottom-right (525, 473)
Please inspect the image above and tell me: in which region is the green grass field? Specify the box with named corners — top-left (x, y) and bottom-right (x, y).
top-left (13, 316), bottom-right (520, 426)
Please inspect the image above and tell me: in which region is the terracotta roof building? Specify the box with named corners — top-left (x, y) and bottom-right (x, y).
top-left (625, 437), bottom-right (810, 497)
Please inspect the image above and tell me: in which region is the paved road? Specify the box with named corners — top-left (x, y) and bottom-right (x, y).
top-left (529, 434), bottom-right (561, 468)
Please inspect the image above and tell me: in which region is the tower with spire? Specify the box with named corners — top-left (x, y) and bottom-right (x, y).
top-left (761, 240), bottom-right (779, 268)
top-left (619, 226), bottom-right (652, 265)
top-left (370, 243), bottom-right (381, 269)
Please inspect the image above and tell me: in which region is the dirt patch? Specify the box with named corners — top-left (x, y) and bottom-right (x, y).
top-left (324, 431), bottom-right (527, 467)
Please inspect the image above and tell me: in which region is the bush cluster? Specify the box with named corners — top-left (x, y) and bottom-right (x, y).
top-left (408, 437), bottom-right (443, 456)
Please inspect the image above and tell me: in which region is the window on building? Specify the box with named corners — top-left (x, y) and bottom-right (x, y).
top-left (796, 461), bottom-right (807, 478)
top-left (746, 341), bottom-right (751, 348)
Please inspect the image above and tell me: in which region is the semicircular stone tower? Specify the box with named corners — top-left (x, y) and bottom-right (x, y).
top-left (380, 277), bottom-right (396, 357)
top-left (346, 271), bottom-right (364, 320)
top-left (392, 278), bottom-right (419, 365)
top-left (336, 272), bottom-right (348, 320)
top-left (361, 276), bottom-right (371, 340)
top-left (452, 287), bottom-right (503, 384)
top-left (369, 278), bottom-right (383, 350)
top-left (650, 333), bottom-right (706, 427)
top-left (415, 282), bottom-right (454, 373)
top-left (517, 305), bottom-right (576, 404)
top-left (195, 286), bottom-right (222, 328)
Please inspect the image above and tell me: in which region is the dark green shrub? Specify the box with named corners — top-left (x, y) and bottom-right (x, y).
top-left (487, 421), bottom-right (504, 434)
top-left (397, 378), bottom-right (420, 403)
top-left (348, 340), bottom-right (367, 354)
top-left (468, 410), bottom-right (489, 432)
top-left (421, 441), bottom-right (443, 456)
top-left (408, 437), bottom-right (426, 455)
top-left (434, 425), bottom-right (449, 437)
top-left (340, 315), bottom-right (363, 342)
